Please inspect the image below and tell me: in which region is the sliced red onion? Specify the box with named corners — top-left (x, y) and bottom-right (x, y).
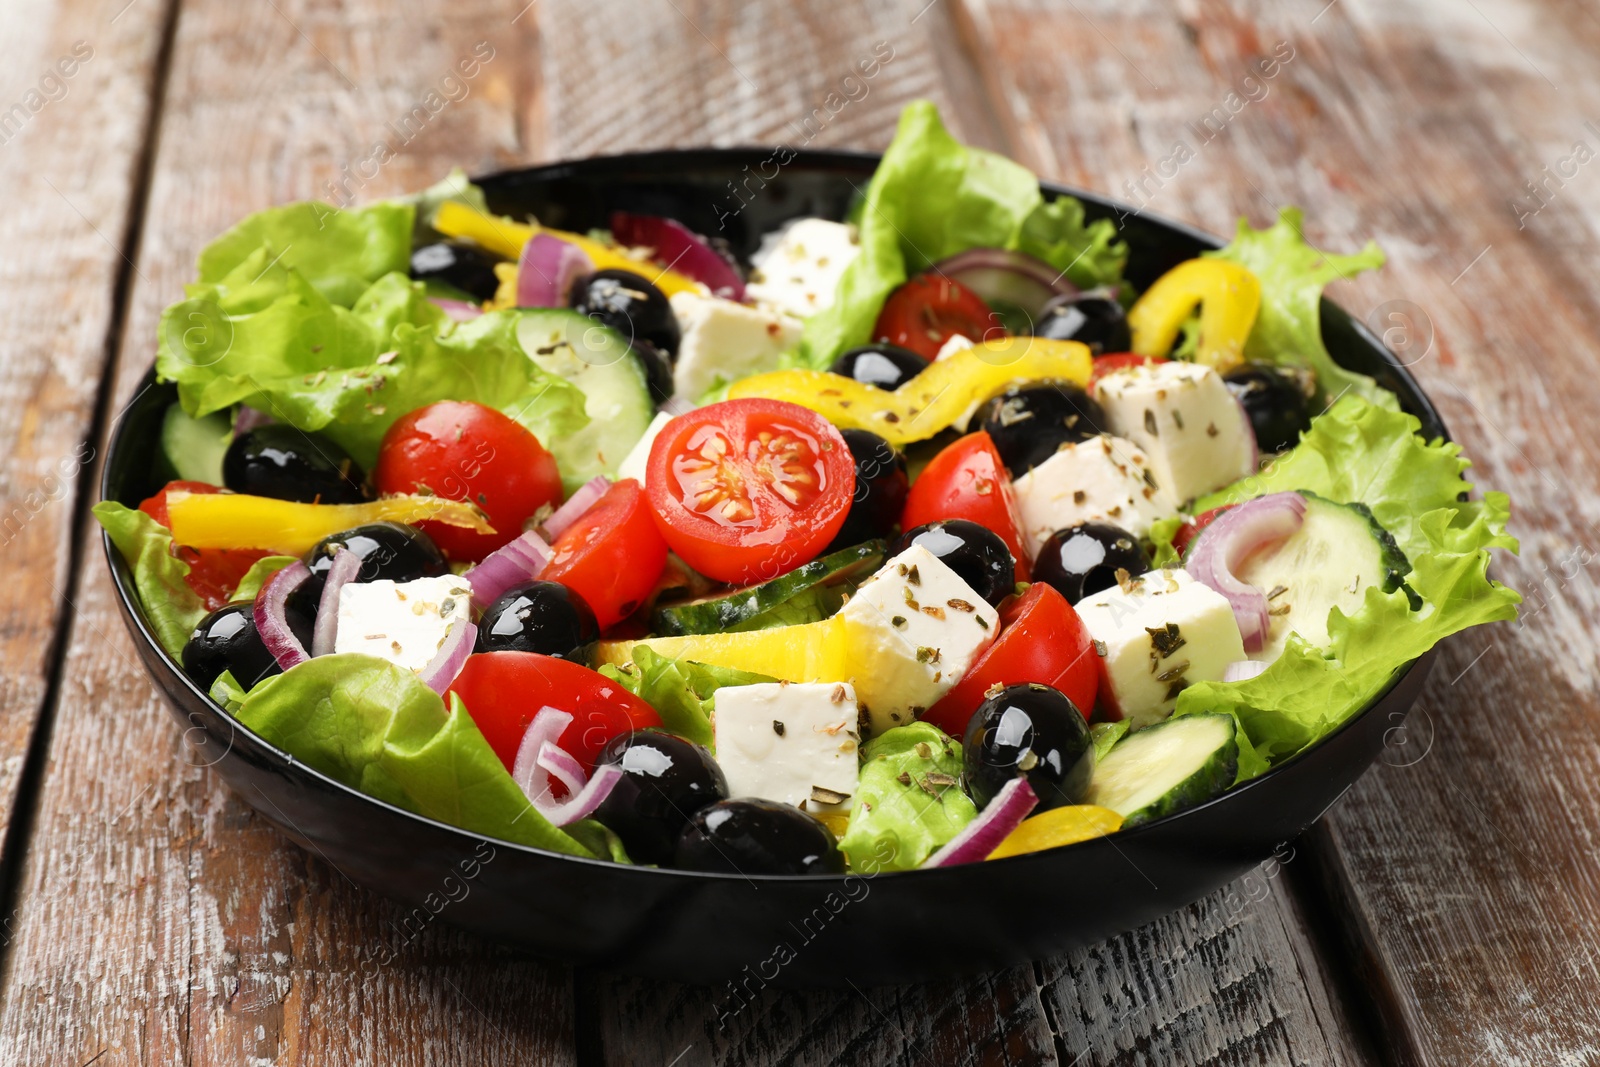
top-left (610, 212), bottom-right (744, 301)
top-left (536, 741), bottom-right (589, 798)
top-left (534, 763), bottom-right (623, 827)
top-left (419, 621), bottom-right (476, 694)
top-left (923, 777), bottom-right (1039, 868)
top-left (430, 297), bottom-right (483, 322)
top-left (510, 707), bottom-right (623, 824)
top-left (1185, 491), bottom-right (1308, 654)
top-left (660, 396), bottom-right (695, 418)
top-left (517, 232), bottom-right (594, 308)
top-left (542, 476), bottom-right (610, 541)
top-left (932, 248), bottom-right (1078, 323)
top-left (512, 707), bottom-right (575, 798)
top-left (1223, 660), bottom-right (1271, 683)
top-left (462, 530), bottom-right (552, 611)
top-left (254, 560), bottom-right (312, 671)
top-left (233, 406), bottom-right (274, 434)
top-left (310, 547), bottom-right (361, 657)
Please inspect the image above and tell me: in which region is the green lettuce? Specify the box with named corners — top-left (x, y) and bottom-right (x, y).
top-left (1206, 207), bottom-right (1394, 408)
top-left (196, 200), bottom-right (414, 307)
top-left (838, 722), bottom-right (975, 872)
top-left (598, 646), bottom-right (775, 747)
top-left (209, 670), bottom-right (248, 713)
top-left (234, 654), bottom-right (594, 857)
top-left (93, 501), bottom-right (209, 658)
top-left (1089, 720), bottom-right (1130, 762)
top-left (231, 555), bottom-right (297, 603)
top-left (1170, 396), bottom-right (1520, 772)
top-left (796, 101), bottom-right (1126, 367)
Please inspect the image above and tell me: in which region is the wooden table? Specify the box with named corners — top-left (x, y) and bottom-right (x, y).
top-left (0, 0), bottom-right (1593, 1062)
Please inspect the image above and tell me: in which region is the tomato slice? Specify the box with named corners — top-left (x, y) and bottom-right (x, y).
top-left (873, 274), bottom-right (1003, 360)
top-left (139, 480), bottom-right (269, 610)
top-left (1088, 352), bottom-right (1168, 394)
top-left (645, 399), bottom-right (854, 585)
top-left (1170, 505), bottom-right (1234, 558)
top-left (447, 652), bottom-right (662, 788)
top-left (900, 431), bottom-right (1030, 581)
top-left (923, 582), bottom-right (1097, 738)
top-left (374, 400), bottom-right (562, 562)
top-left (543, 479), bottom-right (668, 629)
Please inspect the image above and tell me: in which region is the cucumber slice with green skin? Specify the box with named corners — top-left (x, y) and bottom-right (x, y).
top-left (514, 310), bottom-right (655, 494)
top-left (1234, 490), bottom-right (1411, 662)
top-left (1087, 712), bottom-right (1238, 826)
top-left (160, 404), bottom-right (232, 485)
top-left (652, 540), bottom-right (886, 637)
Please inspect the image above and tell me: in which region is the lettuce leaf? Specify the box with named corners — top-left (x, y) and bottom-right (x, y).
top-left (1171, 396), bottom-right (1520, 772)
top-left (1205, 208), bottom-right (1394, 408)
top-left (796, 101), bottom-right (1126, 367)
top-left (598, 645), bottom-right (775, 748)
top-left (234, 654), bottom-right (594, 857)
top-left (837, 722), bottom-right (975, 872)
top-left (93, 501), bottom-right (209, 658)
top-left (196, 200), bottom-right (414, 308)
top-left (231, 555), bottom-right (297, 603)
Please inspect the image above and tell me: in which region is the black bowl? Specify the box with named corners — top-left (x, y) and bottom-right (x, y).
top-left (101, 150), bottom-right (1443, 987)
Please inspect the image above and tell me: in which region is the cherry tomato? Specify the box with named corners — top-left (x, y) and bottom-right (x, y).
top-left (873, 274), bottom-right (1003, 360)
top-left (544, 479), bottom-right (669, 629)
top-left (373, 400), bottom-right (561, 562)
top-left (923, 583), bottom-right (1097, 737)
top-left (447, 652), bottom-right (661, 790)
top-left (645, 399), bottom-right (854, 585)
top-left (1171, 505), bottom-right (1234, 558)
top-left (899, 431), bottom-right (1030, 581)
top-left (139, 480), bottom-right (269, 610)
top-left (1088, 352), bottom-right (1168, 394)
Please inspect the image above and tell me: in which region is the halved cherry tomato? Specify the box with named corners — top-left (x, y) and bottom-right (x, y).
top-left (1088, 352), bottom-right (1168, 394)
top-left (139, 480), bottom-right (268, 610)
top-left (374, 400), bottom-right (561, 562)
top-left (544, 479), bottom-right (668, 629)
top-left (447, 652), bottom-right (661, 789)
top-left (645, 399), bottom-right (854, 586)
top-left (1170, 505), bottom-right (1234, 558)
top-left (873, 273), bottom-right (1003, 360)
top-left (899, 431), bottom-right (1030, 581)
top-left (923, 583), bottom-right (1097, 738)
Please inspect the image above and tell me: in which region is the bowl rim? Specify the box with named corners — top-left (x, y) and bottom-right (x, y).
top-left (101, 146), bottom-right (1446, 883)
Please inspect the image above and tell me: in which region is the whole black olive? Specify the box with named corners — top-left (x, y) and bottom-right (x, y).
top-left (223, 425), bottom-right (369, 504)
top-left (674, 798), bottom-right (844, 875)
top-left (891, 519), bottom-right (1016, 606)
top-left (978, 383), bottom-right (1107, 477)
top-left (1032, 522), bottom-right (1149, 604)
top-left (1033, 290), bottom-right (1131, 355)
top-left (410, 240), bottom-right (503, 302)
top-left (181, 602), bottom-right (282, 691)
top-left (476, 580), bottom-right (598, 659)
top-left (1223, 364), bottom-right (1314, 454)
top-left (569, 269), bottom-right (681, 358)
top-left (593, 731), bottom-right (729, 865)
top-left (828, 343), bottom-right (927, 391)
top-left (964, 682), bottom-right (1094, 811)
top-left (828, 429), bottom-right (909, 550)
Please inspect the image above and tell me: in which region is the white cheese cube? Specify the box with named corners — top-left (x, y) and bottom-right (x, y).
top-left (1011, 434), bottom-right (1178, 554)
top-left (713, 681), bottom-right (861, 812)
top-left (334, 575), bottom-right (474, 674)
top-left (746, 217), bottom-right (861, 319)
top-left (935, 333), bottom-right (975, 361)
top-left (838, 544), bottom-right (999, 736)
top-left (1096, 361), bottom-right (1255, 505)
top-left (669, 292), bottom-right (802, 401)
top-left (616, 410), bottom-right (673, 485)
top-left (1074, 569), bottom-right (1244, 729)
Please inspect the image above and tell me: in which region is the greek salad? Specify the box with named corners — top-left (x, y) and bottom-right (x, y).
top-left (99, 101), bottom-right (1520, 874)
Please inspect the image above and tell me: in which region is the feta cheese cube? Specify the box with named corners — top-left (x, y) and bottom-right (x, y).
top-left (746, 218), bottom-right (861, 319)
top-left (669, 291), bottom-right (802, 400)
top-left (334, 575), bottom-right (474, 674)
top-left (1011, 434), bottom-right (1178, 553)
top-left (935, 333), bottom-right (975, 361)
top-left (1074, 569), bottom-right (1244, 729)
top-left (713, 681), bottom-right (861, 812)
top-left (1096, 361), bottom-right (1255, 504)
top-left (617, 410), bottom-right (673, 484)
top-left (838, 544), bottom-right (999, 736)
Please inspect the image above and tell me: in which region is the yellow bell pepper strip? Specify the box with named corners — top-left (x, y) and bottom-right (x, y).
top-left (1127, 259), bottom-right (1261, 373)
top-left (986, 804), bottom-right (1124, 859)
top-left (432, 201), bottom-right (704, 298)
top-left (726, 337), bottom-right (1092, 447)
top-left (166, 491), bottom-right (494, 555)
top-left (593, 615), bottom-right (854, 685)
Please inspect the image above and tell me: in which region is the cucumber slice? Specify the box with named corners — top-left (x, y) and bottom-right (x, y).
top-left (515, 309), bottom-right (655, 494)
top-left (652, 540), bottom-right (886, 636)
top-left (1087, 712), bottom-right (1238, 826)
top-left (160, 404), bottom-right (232, 485)
top-left (1235, 491), bottom-right (1411, 661)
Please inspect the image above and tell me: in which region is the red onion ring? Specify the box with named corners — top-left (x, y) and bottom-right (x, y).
top-left (931, 248), bottom-right (1078, 323)
top-left (512, 707), bottom-right (575, 798)
top-left (462, 530), bottom-right (552, 612)
top-left (610, 212), bottom-right (744, 301)
top-left (1185, 491), bottom-right (1308, 653)
top-left (310, 547), bottom-right (361, 657)
top-left (923, 777), bottom-right (1039, 867)
top-left (233, 406), bottom-right (274, 434)
top-left (533, 763), bottom-right (623, 827)
top-left (429, 297), bottom-right (483, 322)
top-left (254, 560), bottom-right (312, 671)
top-left (509, 707), bottom-right (622, 824)
top-left (517, 232), bottom-right (594, 308)
top-left (541, 476), bottom-right (610, 542)
top-left (419, 621), bottom-right (476, 695)
top-left (536, 741), bottom-right (589, 798)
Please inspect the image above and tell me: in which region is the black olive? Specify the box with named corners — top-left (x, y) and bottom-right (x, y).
top-left (633, 338), bottom-right (676, 406)
top-left (1223, 364), bottom-right (1314, 454)
top-left (1032, 522), bottom-right (1149, 604)
top-left (409, 240), bottom-right (503, 302)
top-left (964, 683), bottom-right (1094, 811)
top-left (828, 429), bottom-right (909, 550)
top-left (977, 383), bottom-right (1107, 477)
top-left (674, 798), bottom-right (843, 875)
top-left (891, 519), bottom-right (1015, 606)
top-left (593, 731), bottom-right (729, 865)
top-left (828, 343), bottom-right (928, 391)
top-left (569, 269), bottom-right (681, 358)
top-left (1033, 291), bottom-right (1131, 355)
top-left (294, 522), bottom-right (448, 615)
top-left (223, 425), bottom-right (369, 505)
top-left (181, 602), bottom-right (282, 691)
top-left (476, 580), bottom-right (599, 659)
